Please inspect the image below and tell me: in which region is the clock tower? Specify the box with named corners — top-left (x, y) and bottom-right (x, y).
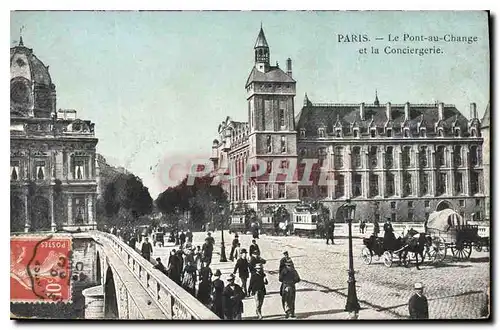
top-left (245, 26), bottom-right (299, 211)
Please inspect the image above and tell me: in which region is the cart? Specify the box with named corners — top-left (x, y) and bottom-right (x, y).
top-left (425, 209), bottom-right (482, 263)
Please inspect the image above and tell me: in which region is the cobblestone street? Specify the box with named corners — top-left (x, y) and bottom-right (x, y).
top-left (151, 231), bottom-right (490, 320)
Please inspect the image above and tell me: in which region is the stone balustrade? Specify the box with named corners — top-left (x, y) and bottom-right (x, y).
top-left (93, 231), bottom-right (219, 320)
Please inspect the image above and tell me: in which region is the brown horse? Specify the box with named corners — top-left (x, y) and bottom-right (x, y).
top-left (399, 233), bottom-right (432, 270)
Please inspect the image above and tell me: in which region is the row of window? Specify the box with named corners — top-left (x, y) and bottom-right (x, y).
top-left (10, 157), bottom-right (90, 181)
top-left (305, 125), bottom-right (479, 139)
top-left (299, 145), bottom-right (481, 169)
top-left (266, 135), bottom-right (287, 153)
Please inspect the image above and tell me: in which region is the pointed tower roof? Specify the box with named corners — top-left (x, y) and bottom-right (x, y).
top-left (374, 90), bottom-right (380, 106)
top-left (19, 35), bottom-right (24, 47)
top-left (481, 102), bottom-right (490, 128)
top-left (254, 26), bottom-right (269, 48)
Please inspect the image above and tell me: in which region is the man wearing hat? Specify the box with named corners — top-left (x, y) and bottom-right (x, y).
top-left (249, 250), bottom-right (267, 274)
top-left (223, 273), bottom-right (245, 320)
top-left (233, 248), bottom-right (250, 296)
top-left (211, 269), bottom-right (225, 319)
top-left (229, 233), bottom-right (239, 261)
top-left (279, 260), bottom-right (301, 319)
top-left (140, 237), bottom-right (153, 262)
top-left (408, 282), bottom-right (429, 319)
top-left (248, 263), bottom-right (268, 320)
top-left (203, 237), bottom-right (214, 267)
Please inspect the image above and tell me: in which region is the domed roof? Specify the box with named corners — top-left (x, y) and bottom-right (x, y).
top-left (10, 38), bottom-right (52, 86)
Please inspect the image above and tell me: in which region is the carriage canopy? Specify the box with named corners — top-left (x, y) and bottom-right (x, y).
top-left (426, 209), bottom-right (465, 232)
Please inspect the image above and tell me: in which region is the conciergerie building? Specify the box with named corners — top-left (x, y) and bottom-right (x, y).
top-left (210, 27), bottom-right (489, 224)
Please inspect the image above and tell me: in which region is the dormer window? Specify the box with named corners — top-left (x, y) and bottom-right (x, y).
top-left (437, 128), bottom-right (444, 137)
top-left (419, 127), bottom-right (426, 137)
top-left (454, 128), bottom-right (461, 137)
top-left (353, 128), bottom-right (359, 138)
top-left (300, 128), bottom-right (306, 138)
top-left (35, 161), bottom-right (46, 180)
top-left (370, 128), bottom-right (376, 138)
top-left (386, 128), bottom-right (393, 137)
top-left (403, 128), bottom-right (410, 138)
top-left (11, 160), bottom-right (20, 181)
top-left (318, 128), bottom-right (325, 138)
top-left (335, 128), bottom-right (342, 138)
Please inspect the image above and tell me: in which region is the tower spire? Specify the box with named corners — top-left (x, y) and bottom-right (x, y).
top-left (254, 24), bottom-right (270, 72)
top-left (374, 89), bottom-right (380, 106)
top-left (19, 25), bottom-right (25, 47)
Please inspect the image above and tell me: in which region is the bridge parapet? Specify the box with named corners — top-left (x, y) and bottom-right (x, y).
top-left (92, 231), bottom-right (219, 320)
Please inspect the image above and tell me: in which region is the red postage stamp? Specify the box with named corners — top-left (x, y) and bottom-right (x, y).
top-left (10, 236), bottom-right (72, 303)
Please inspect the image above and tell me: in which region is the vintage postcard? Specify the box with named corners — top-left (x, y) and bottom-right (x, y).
top-left (10, 10), bottom-right (490, 320)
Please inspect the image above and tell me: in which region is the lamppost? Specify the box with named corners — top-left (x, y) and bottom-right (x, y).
top-left (343, 199), bottom-right (360, 319)
top-left (219, 205), bottom-right (228, 262)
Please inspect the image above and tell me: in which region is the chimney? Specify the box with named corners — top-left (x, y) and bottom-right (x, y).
top-left (360, 102), bottom-right (365, 121)
top-left (286, 58), bottom-right (292, 77)
top-left (470, 102), bottom-right (477, 119)
top-left (438, 102), bottom-right (444, 121)
top-left (404, 102), bottom-right (410, 121)
top-left (386, 102), bottom-right (392, 120)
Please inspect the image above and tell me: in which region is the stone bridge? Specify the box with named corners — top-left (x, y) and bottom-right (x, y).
top-left (82, 231), bottom-right (219, 320)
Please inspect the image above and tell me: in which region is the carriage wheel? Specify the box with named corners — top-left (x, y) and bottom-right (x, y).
top-left (383, 251), bottom-right (393, 268)
top-left (427, 236), bottom-right (447, 264)
top-left (361, 247), bottom-right (372, 265)
top-left (451, 243), bottom-right (472, 261)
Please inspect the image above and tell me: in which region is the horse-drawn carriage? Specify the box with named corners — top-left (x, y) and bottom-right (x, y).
top-left (426, 209), bottom-right (484, 263)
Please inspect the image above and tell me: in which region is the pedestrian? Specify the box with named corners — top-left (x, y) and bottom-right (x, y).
top-left (202, 237), bottom-right (214, 267)
top-left (167, 249), bottom-right (182, 285)
top-left (176, 249), bottom-right (184, 281)
top-left (179, 231), bottom-right (186, 247)
top-left (279, 251), bottom-right (294, 274)
top-left (154, 257), bottom-right (167, 275)
top-left (249, 250), bottom-right (267, 274)
top-left (128, 235), bottom-right (137, 250)
top-left (182, 259), bottom-right (198, 297)
top-left (252, 225), bottom-right (259, 239)
top-left (248, 264), bottom-right (268, 320)
top-left (197, 261), bottom-right (212, 305)
top-left (279, 260), bottom-right (301, 319)
top-left (186, 229), bottom-right (193, 244)
top-left (141, 237), bottom-right (153, 262)
top-left (206, 232), bottom-right (215, 246)
top-left (408, 282), bottom-right (429, 319)
top-left (235, 242), bottom-right (241, 261)
top-left (229, 233), bottom-right (239, 261)
top-left (360, 220), bottom-right (366, 234)
top-left (223, 273), bottom-right (245, 320)
top-left (326, 221), bottom-right (335, 245)
top-left (373, 219), bottom-right (380, 237)
top-left (194, 245), bottom-right (203, 269)
top-left (249, 239), bottom-right (260, 256)
top-left (233, 248), bottom-right (250, 296)
top-left (211, 269), bottom-right (225, 319)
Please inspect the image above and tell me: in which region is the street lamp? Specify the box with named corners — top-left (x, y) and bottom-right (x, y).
top-left (342, 199), bottom-right (360, 319)
top-left (219, 204), bottom-right (228, 262)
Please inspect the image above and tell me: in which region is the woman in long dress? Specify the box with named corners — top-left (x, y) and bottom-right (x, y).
top-left (197, 261), bottom-right (212, 305)
top-left (182, 260), bottom-right (197, 297)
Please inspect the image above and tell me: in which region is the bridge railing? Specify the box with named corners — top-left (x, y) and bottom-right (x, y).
top-left (93, 231), bottom-right (219, 320)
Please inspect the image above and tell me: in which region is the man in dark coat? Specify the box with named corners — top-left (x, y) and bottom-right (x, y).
top-left (141, 237), bottom-right (153, 262)
top-left (167, 249), bottom-right (182, 285)
top-left (223, 274), bottom-right (245, 320)
top-left (408, 282), bottom-right (429, 319)
top-left (179, 231), bottom-right (186, 247)
top-left (211, 269), bottom-right (225, 319)
top-left (128, 235), bottom-right (137, 250)
top-left (249, 239), bottom-right (260, 257)
top-left (279, 260), bottom-right (301, 319)
top-left (279, 251), bottom-right (294, 274)
top-left (229, 233), bottom-right (239, 261)
top-left (383, 218), bottom-right (396, 250)
top-left (202, 238), bottom-right (214, 267)
top-left (249, 251), bottom-right (267, 274)
top-left (248, 264), bottom-right (268, 320)
top-left (197, 261), bottom-right (212, 305)
top-left (206, 232), bottom-right (215, 246)
top-left (153, 257), bottom-right (168, 275)
top-left (326, 221), bottom-right (335, 245)
top-left (373, 219), bottom-right (380, 237)
top-left (233, 248), bottom-right (250, 296)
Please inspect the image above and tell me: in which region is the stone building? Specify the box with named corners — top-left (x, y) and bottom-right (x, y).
top-left (481, 103), bottom-right (490, 221)
top-left (211, 27), bottom-right (487, 223)
top-left (10, 38), bottom-right (98, 232)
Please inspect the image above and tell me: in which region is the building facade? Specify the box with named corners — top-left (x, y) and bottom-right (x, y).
top-left (211, 27), bottom-right (487, 223)
top-left (481, 103), bottom-right (490, 221)
top-left (10, 38), bottom-right (98, 232)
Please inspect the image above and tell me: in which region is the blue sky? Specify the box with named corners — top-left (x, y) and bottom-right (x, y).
top-left (10, 11), bottom-right (490, 198)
